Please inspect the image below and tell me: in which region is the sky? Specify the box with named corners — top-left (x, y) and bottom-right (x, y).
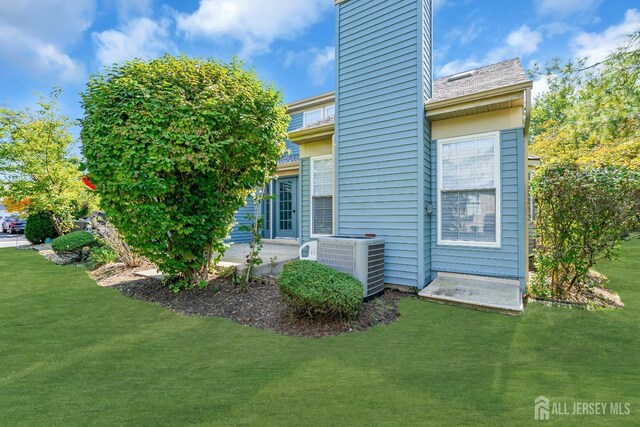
top-left (0, 0), bottom-right (638, 143)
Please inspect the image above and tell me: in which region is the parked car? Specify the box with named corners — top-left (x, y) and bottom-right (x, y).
top-left (1, 217), bottom-right (25, 234)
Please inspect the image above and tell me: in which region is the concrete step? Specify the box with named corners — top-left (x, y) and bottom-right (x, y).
top-left (419, 273), bottom-right (524, 316)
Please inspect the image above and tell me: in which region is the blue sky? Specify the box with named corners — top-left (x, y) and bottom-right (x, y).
top-left (0, 0), bottom-right (638, 140)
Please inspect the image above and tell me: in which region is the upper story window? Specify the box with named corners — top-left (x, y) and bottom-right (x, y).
top-left (437, 132), bottom-right (501, 247)
top-left (303, 108), bottom-right (323, 126)
top-left (325, 104), bottom-right (335, 117)
top-left (303, 104), bottom-right (335, 126)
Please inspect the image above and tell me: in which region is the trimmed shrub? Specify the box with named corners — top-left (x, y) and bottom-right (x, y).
top-left (86, 245), bottom-right (119, 270)
top-left (279, 260), bottom-right (364, 319)
top-left (51, 231), bottom-right (97, 258)
top-left (25, 211), bottom-right (59, 244)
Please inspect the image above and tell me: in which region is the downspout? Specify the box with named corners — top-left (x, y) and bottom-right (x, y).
top-left (524, 88), bottom-right (532, 142)
top-left (523, 87), bottom-right (532, 286)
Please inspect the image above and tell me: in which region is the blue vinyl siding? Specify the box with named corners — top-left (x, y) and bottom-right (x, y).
top-left (229, 198), bottom-right (254, 244)
top-left (300, 157), bottom-right (311, 244)
top-left (336, 0), bottom-right (431, 287)
top-left (430, 128), bottom-right (527, 283)
top-left (285, 112), bottom-right (303, 157)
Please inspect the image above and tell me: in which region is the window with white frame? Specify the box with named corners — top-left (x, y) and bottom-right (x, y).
top-left (303, 108), bottom-right (322, 126)
top-left (303, 105), bottom-right (335, 126)
top-left (325, 104), bottom-right (335, 117)
top-left (311, 156), bottom-right (333, 236)
top-left (438, 132), bottom-right (501, 246)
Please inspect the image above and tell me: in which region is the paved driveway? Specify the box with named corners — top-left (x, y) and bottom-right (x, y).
top-left (0, 233), bottom-right (28, 249)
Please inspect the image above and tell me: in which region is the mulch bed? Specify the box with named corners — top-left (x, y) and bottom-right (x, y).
top-left (527, 271), bottom-right (624, 310)
top-left (111, 275), bottom-right (408, 338)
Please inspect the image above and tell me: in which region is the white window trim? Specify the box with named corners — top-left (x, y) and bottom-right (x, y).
top-left (325, 104), bottom-right (335, 117)
top-left (437, 131), bottom-right (502, 248)
top-left (303, 108), bottom-right (323, 126)
top-left (310, 154), bottom-right (333, 239)
top-left (302, 105), bottom-right (335, 126)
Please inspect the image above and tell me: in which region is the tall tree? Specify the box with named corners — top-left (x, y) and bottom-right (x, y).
top-left (0, 90), bottom-right (94, 234)
top-left (529, 30), bottom-right (640, 170)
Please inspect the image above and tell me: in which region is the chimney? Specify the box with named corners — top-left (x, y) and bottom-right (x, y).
top-left (334, 0), bottom-right (433, 287)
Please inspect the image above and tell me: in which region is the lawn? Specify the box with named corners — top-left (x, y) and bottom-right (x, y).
top-left (1, 241), bottom-right (639, 426)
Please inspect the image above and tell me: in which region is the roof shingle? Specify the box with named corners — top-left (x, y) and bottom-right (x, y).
top-left (428, 58), bottom-right (530, 104)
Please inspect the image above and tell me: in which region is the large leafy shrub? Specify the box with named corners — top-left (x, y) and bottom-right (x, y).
top-left (530, 163), bottom-right (640, 298)
top-left (279, 260), bottom-right (364, 319)
top-left (51, 231), bottom-right (97, 256)
top-left (24, 211), bottom-right (59, 244)
top-left (80, 55), bottom-right (289, 288)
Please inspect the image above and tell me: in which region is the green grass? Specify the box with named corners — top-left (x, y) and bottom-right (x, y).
top-left (1, 241), bottom-right (639, 426)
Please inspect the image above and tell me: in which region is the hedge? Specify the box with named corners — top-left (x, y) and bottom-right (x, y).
top-left (25, 211), bottom-right (58, 244)
top-left (51, 231), bottom-right (97, 254)
top-left (279, 260), bottom-right (363, 319)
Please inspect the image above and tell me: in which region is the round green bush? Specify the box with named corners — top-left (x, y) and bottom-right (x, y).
top-left (25, 211), bottom-right (59, 244)
top-left (279, 260), bottom-right (364, 319)
top-left (51, 231), bottom-right (97, 254)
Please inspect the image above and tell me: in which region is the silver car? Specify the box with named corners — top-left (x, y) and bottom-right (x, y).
top-left (1, 217), bottom-right (25, 234)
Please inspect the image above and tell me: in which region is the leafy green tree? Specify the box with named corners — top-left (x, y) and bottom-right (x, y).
top-left (530, 163), bottom-right (640, 298)
top-left (0, 90), bottom-right (95, 235)
top-left (80, 55), bottom-right (289, 289)
top-left (530, 30), bottom-right (639, 170)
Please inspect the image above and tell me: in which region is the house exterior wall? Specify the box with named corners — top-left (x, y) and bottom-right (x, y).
top-left (431, 108), bottom-right (523, 140)
top-left (335, 0), bottom-right (431, 288)
top-left (430, 127), bottom-right (528, 288)
top-left (229, 198), bottom-right (255, 244)
top-left (286, 112), bottom-right (303, 156)
top-left (335, 0), bottom-right (432, 288)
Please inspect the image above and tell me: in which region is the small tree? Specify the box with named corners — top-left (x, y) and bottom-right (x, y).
top-left (80, 55), bottom-right (289, 289)
top-left (530, 163), bottom-right (640, 297)
top-left (0, 90), bottom-right (96, 234)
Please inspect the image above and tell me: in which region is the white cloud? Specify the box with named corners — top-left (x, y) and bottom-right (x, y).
top-left (0, 0), bottom-right (93, 81)
top-left (284, 46), bottom-right (335, 86)
top-left (309, 47), bottom-right (335, 86)
top-left (93, 18), bottom-right (175, 67)
top-left (176, 0), bottom-right (333, 56)
top-left (572, 9), bottom-right (640, 64)
top-left (531, 75), bottom-right (551, 101)
top-left (433, 0), bottom-right (447, 10)
top-left (505, 25), bottom-right (543, 56)
top-left (438, 25), bottom-right (543, 77)
top-left (536, 0), bottom-right (602, 18)
top-left (445, 21), bottom-right (483, 45)
top-left (112, 0), bottom-right (153, 21)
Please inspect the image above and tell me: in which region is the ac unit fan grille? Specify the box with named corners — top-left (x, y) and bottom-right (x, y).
top-left (317, 242), bottom-right (355, 275)
top-left (367, 244), bottom-right (385, 295)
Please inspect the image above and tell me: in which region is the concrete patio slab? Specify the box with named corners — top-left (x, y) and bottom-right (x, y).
top-left (135, 242), bottom-right (299, 281)
top-left (419, 273), bottom-right (523, 315)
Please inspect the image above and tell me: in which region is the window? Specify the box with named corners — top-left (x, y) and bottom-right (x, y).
top-left (437, 132), bottom-right (501, 247)
top-left (303, 108), bottom-right (323, 126)
top-left (325, 104), bottom-right (335, 117)
top-left (311, 156), bottom-right (333, 237)
top-left (303, 105), bottom-right (335, 126)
